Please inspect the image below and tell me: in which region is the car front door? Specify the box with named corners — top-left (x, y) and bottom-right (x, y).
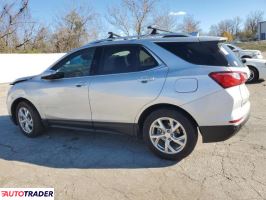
top-left (89, 44), bottom-right (168, 134)
top-left (36, 48), bottom-right (95, 123)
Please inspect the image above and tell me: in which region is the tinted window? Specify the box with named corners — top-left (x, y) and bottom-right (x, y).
top-left (98, 45), bottom-right (158, 75)
top-left (139, 48), bottom-right (158, 70)
top-left (220, 44), bottom-right (244, 67)
top-left (53, 48), bottom-right (95, 78)
top-left (156, 41), bottom-right (242, 67)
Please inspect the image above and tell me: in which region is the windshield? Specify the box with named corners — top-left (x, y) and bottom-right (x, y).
top-left (220, 44), bottom-right (244, 67)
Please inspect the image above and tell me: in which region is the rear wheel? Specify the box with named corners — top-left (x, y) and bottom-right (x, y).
top-left (143, 109), bottom-right (198, 161)
top-left (247, 66), bottom-right (259, 83)
top-left (241, 56), bottom-right (252, 59)
top-left (16, 102), bottom-right (44, 137)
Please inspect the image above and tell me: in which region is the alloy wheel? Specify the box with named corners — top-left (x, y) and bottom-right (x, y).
top-left (248, 69), bottom-right (255, 82)
top-left (149, 117), bottom-right (187, 154)
top-left (18, 107), bottom-right (33, 134)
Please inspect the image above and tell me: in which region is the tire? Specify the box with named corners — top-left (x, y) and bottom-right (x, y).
top-left (241, 56), bottom-right (252, 59)
top-left (16, 101), bottom-right (44, 137)
top-left (143, 108), bottom-right (198, 161)
top-left (247, 66), bottom-right (259, 83)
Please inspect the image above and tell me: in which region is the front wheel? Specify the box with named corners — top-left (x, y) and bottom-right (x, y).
top-left (16, 102), bottom-right (44, 137)
top-left (143, 109), bottom-right (198, 161)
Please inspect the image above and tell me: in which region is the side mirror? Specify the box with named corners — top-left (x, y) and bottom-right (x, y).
top-left (41, 71), bottom-right (64, 80)
top-left (233, 49), bottom-right (239, 53)
top-left (241, 58), bottom-right (247, 64)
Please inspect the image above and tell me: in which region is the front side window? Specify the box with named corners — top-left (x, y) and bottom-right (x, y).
top-left (98, 45), bottom-right (158, 75)
top-left (53, 48), bottom-right (95, 78)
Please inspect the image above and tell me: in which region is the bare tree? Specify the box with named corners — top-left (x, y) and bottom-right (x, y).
top-left (209, 24), bottom-right (220, 36)
top-left (232, 17), bottom-right (242, 36)
top-left (218, 20), bottom-right (233, 35)
top-left (209, 17), bottom-right (242, 38)
top-left (107, 0), bottom-right (157, 36)
top-left (51, 7), bottom-right (100, 52)
top-left (28, 26), bottom-right (51, 52)
top-left (107, 6), bottom-right (131, 36)
top-left (245, 10), bottom-right (264, 36)
top-left (0, 0), bottom-right (32, 52)
top-left (210, 11), bottom-right (263, 41)
top-left (179, 15), bottom-right (200, 33)
top-left (151, 10), bottom-right (178, 31)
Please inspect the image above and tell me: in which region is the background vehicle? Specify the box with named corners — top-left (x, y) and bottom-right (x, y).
top-left (245, 59), bottom-right (266, 83)
top-left (7, 30), bottom-right (250, 160)
top-left (225, 43), bottom-right (263, 59)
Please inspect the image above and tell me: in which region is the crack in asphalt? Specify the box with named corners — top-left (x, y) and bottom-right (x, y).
top-left (0, 143), bottom-right (17, 153)
top-left (1, 83), bottom-right (266, 199)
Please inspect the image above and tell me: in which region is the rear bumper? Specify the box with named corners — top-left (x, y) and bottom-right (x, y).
top-left (199, 114), bottom-right (249, 143)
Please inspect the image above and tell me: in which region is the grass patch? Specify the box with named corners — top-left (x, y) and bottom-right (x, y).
top-left (237, 41), bottom-right (266, 52)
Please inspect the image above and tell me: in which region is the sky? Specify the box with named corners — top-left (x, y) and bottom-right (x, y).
top-left (29, 0), bottom-right (266, 33)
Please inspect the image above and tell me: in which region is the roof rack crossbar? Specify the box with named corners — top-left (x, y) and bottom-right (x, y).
top-left (147, 26), bottom-right (174, 35)
top-left (88, 30), bottom-right (195, 45)
top-left (108, 32), bottom-right (121, 39)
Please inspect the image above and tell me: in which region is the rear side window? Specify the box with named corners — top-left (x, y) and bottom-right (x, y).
top-left (97, 45), bottom-right (158, 75)
top-left (156, 41), bottom-right (242, 67)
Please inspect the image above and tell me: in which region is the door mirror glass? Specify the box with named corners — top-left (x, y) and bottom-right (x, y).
top-left (41, 71), bottom-right (64, 80)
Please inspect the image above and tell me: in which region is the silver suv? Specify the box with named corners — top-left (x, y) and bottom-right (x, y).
top-left (7, 30), bottom-right (250, 160)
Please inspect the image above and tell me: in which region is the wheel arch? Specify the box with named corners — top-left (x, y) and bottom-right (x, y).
top-left (247, 65), bottom-right (259, 75)
top-left (241, 55), bottom-right (252, 59)
top-left (11, 97), bottom-right (41, 125)
top-left (247, 65), bottom-right (259, 81)
top-left (137, 103), bottom-right (199, 138)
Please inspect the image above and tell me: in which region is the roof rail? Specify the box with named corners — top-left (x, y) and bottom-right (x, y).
top-left (88, 28), bottom-right (195, 45)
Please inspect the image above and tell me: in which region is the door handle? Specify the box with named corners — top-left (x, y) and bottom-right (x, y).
top-left (75, 82), bottom-right (86, 87)
top-left (140, 77), bottom-right (155, 83)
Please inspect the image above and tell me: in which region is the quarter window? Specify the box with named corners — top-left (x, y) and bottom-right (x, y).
top-left (156, 42), bottom-right (243, 67)
top-left (139, 48), bottom-right (158, 70)
top-left (156, 42), bottom-right (229, 66)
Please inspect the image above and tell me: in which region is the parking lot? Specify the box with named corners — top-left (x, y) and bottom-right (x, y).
top-left (0, 81), bottom-right (266, 200)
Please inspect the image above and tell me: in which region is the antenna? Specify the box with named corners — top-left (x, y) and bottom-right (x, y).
top-left (108, 32), bottom-right (121, 39)
top-left (147, 26), bottom-right (173, 35)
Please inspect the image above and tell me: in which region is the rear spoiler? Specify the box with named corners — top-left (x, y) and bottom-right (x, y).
top-left (198, 36), bottom-right (227, 42)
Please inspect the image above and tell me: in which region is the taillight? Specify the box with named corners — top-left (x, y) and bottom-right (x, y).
top-left (209, 71), bottom-right (247, 89)
top-left (229, 117), bottom-right (243, 124)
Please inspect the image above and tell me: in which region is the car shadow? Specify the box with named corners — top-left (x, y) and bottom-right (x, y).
top-left (0, 115), bottom-right (176, 169)
top-left (246, 79), bottom-right (265, 84)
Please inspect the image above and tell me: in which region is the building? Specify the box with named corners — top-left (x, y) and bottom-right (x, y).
top-left (258, 21), bottom-right (266, 40)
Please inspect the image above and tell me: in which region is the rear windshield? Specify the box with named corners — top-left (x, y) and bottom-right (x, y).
top-left (155, 41), bottom-right (243, 67)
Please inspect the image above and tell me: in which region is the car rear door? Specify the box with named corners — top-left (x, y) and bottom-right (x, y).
top-left (89, 44), bottom-right (168, 134)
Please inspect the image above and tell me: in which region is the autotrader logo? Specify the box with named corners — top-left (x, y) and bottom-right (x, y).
top-left (0, 188), bottom-right (54, 199)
